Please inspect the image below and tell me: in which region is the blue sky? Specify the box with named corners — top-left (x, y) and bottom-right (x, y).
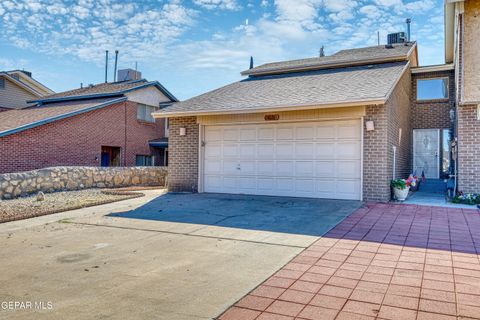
top-left (0, 0), bottom-right (445, 100)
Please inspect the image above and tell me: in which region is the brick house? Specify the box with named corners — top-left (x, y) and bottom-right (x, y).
top-left (154, 0), bottom-right (476, 202)
top-left (0, 75), bottom-right (177, 174)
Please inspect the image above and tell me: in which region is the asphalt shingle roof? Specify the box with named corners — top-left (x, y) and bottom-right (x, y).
top-left (37, 80), bottom-right (148, 100)
top-left (158, 61), bottom-right (409, 116)
top-left (242, 43), bottom-right (415, 76)
top-left (0, 97), bottom-right (124, 136)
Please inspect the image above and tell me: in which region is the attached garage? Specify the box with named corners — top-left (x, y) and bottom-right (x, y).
top-left (201, 119), bottom-right (362, 200)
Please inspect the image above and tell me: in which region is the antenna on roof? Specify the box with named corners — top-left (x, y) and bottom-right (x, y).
top-left (105, 50), bottom-right (109, 83)
top-left (249, 56), bottom-right (254, 69)
top-left (406, 18), bottom-right (412, 41)
top-left (319, 46), bottom-right (325, 57)
top-left (113, 50), bottom-right (119, 82)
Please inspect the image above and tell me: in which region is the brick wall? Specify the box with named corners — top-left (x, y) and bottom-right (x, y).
top-left (411, 70), bottom-right (454, 130)
top-left (0, 101), bottom-right (166, 173)
top-left (457, 105), bottom-right (480, 193)
top-left (363, 69), bottom-right (412, 202)
top-left (167, 116), bottom-right (199, 192)
top-left (363, 105), bottom-right (389, 201)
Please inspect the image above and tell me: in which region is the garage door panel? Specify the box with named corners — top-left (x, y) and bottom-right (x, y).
top-left (277, 127), bottom-right (294, 140)
top-left (296, 126), bottom-right (315, 140)
top-left (295, 143), bottom-right (315, 159)
top-left (316, 125), bottom-right (336, 139)
top-left (258, 127), bottom-right (275, 140)
top-left (258, 178), bottom-right (274, 191)
top-left (223, 128), bottom-right (238, 141)
top-left (316, 161), bottom-right (336, 177)
top-left (316, 143), bottom-right (335, 159)
top-left (239, 144), bottom-right (256, 158)
top-left (222, 144), bottom-right (238, 157)
top-left (205, 144), bottom-right (222, 157)
top-left (276, 143), bottom-right (294, 158)
top-left (336, 142), bottom-right (361, 159)
top-left (276, 161), bottom-right (294, 176)
top-left (258, 161), bottom-right (275, 175)
top-left (276, 178), bottom-right (295, 192)
top-left (203, 120), bottom-right (361, 200)
top-left (337, 161), bottom-right (361, 178)
top-left (295, 161), bottom-right (314, 177)
top-left (257, 144), bottom-right (274, 159)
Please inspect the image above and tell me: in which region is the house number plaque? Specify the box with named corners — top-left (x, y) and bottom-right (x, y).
top-left (264, 114), bottom-right (280, 121)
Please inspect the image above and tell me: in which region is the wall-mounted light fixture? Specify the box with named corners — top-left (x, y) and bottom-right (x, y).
top-left (179, 127), bottom-right (186, 136)
top-left (365, 121), bottom-right (375, 131)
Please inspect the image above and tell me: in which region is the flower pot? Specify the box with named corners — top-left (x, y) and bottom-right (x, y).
top-left (393, 187), bottom-right (410, 201)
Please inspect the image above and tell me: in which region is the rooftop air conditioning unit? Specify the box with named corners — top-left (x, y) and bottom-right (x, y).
top-left (387, 32), bottom-right (407, 45)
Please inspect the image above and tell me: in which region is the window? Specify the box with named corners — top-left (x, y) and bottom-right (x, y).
top-left (137, 104), bottom-right (158, 123)
top-left (416, 78), bottom-right (449, 100)
top-left (136, 155), bottom-right (153, 166)
top-left (0, 78), bottom-right (5, 89)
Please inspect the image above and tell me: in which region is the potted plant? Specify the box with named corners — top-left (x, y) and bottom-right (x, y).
top-left (391, 179), bottom-right (410, 201)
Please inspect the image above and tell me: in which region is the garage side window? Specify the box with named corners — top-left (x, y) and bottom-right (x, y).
top-left (137, 104), bottom-right (157, 123)
top-left (416, 78), bottom-right (449, 101)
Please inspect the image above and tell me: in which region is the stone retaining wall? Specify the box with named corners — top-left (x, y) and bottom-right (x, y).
top-left (0, 166), bottom-right (167, 199)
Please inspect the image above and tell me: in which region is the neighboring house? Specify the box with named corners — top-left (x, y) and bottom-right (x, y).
top-left (0, 70), bottom-right (176, 174)
top-left (154, 0), bottom-right (476, 202)
top-left (0, 70), bottom-right (54, 111)
top-left (445, 0), bottom-right (480, 194)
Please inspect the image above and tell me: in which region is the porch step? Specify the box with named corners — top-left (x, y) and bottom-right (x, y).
top-left (419, 179), bottom-right (446, 194)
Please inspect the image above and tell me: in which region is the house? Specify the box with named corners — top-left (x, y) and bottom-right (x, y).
top-left (445, 0), bottom-right (480, 194)
top-left (154, 0), bottom-right (476, 202)
top-left (0, 70), bottom-right (176, 174)
top-left (0, 70), bottom-right (54, 111)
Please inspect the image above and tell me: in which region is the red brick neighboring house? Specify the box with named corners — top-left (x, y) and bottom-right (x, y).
top-left (0, 79), bottom-right (177, 174)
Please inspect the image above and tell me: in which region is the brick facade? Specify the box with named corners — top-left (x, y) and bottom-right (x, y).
top-left (457, 105), bottom-right (480, 193)
top-left (362, 69), bottom-right (412, 202)
top-left (411, 70), bottom-right (454, 130)
top-left (0, 101), bottom-right (166, 174)
top-left (167, 116), bottom-right (199, 192)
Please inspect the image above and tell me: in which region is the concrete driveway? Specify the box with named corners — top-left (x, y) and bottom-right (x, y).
top-left (0, 191), bottom-right (360, 320)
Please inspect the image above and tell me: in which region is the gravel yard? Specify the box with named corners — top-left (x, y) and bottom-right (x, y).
top-left (0, 189), bottom-right (145, 223)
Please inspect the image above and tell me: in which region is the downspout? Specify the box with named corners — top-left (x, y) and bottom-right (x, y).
top-left (392, 145), bottom-right (397, 179)
top-left (124, 101), bottom-right (128, 166)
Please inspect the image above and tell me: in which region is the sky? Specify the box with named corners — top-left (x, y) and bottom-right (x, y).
top-left (0, 0), bottom-right (445, 100)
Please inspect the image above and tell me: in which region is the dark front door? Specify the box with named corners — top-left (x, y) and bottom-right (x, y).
top-left (101, 146), bottom-right (121, 167)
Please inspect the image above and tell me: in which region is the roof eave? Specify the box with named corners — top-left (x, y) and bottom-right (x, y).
top-left (28, 81), bottom-right (179, 104)
top-left (240, 55), bottom-right (409, 77)
top-left (152, 98), bottom-right (385, 118)
top-left (0, 97), bottom-right (127, 138)
top-left (0, 73), bottom-right (44, 97)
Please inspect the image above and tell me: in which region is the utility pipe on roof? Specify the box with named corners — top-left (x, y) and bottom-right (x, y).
top-left (105, 50), bottom-right (109, 83)
top-left (114, 50), bottom-right (119, 82)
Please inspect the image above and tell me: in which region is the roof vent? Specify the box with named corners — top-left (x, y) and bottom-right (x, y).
top-left (387, 32), bottom-right (407, 45)
top-left (88, 84), bottom-right (94, 88)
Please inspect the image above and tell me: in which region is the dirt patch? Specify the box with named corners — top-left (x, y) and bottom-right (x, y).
top-left (0, 188), bottom-right (150, 223)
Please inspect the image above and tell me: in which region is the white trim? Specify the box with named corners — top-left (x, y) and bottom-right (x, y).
top-left (198, 125), bottom-right (205, 193)
top-left (411, 64), bottom-right (454, 73)
top-left (360, 116), bottom-right (364, 202)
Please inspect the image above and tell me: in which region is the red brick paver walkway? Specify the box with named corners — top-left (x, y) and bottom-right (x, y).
top-left (218, 203), bottom-right (480, 320)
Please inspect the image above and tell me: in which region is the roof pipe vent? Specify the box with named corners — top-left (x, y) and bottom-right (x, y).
top-left (249, 56), bottom-right (254, 69)
top-left (406, 18), bottom-right (412, 42)
top-left (104, 50), bottom-right (109, 83)
top-left (113, 50), bottom-right (119, 82)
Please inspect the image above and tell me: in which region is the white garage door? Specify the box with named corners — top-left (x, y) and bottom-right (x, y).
top-left (203, 119), bottom-right (362, 200)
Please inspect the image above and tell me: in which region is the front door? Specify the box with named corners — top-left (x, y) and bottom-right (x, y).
top-left (413, 129), bottom-right (440, 179)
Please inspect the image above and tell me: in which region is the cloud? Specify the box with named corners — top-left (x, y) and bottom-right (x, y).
top-left (192, 0), bottom-right (240, 10)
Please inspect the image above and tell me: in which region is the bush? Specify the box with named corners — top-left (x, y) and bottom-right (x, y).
top-left (452, 193), bottom-right (480, 205)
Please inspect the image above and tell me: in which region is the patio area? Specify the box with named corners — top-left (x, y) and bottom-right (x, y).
top-left (219, 203), bottom-right (480, 320)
